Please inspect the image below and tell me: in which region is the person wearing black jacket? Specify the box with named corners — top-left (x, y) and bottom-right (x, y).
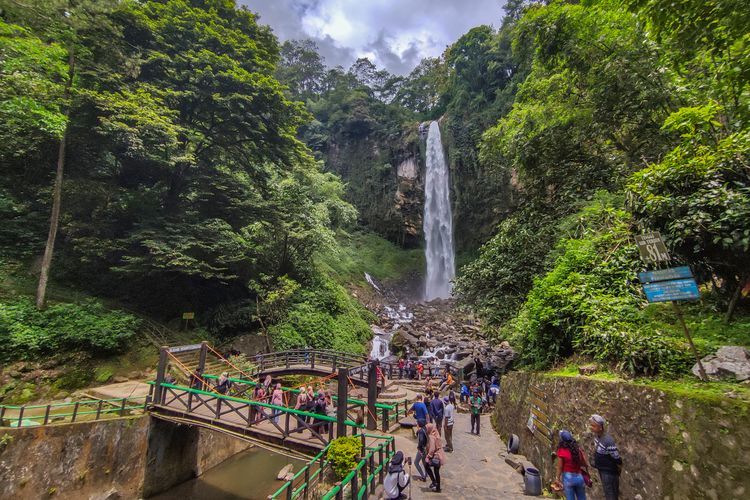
top-left (429, 393), bottom-right (444, 435)
top-left (589, 414), bottom-right (623, 500)
top-left (414, 419), bottom-right (428, 482)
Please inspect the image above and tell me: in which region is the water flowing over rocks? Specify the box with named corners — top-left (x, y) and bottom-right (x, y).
top-left (371, 297), bottom-right (516, 374)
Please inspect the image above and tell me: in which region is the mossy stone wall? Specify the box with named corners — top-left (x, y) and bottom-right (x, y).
top-left (493, 372), bottom-right (750, 500)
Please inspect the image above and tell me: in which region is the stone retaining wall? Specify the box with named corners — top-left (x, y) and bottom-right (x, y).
top-left (492, 372), bottom-right (750, 500)
top-left (0, 415), bottom-right (251, 499)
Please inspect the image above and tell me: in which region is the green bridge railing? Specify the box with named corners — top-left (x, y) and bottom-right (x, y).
top-left (268, 433), bottom-right (396, 500)
top-left (202, 373), bottom-right (411, 431)
top-left (0, 396), bottom-right (148, 428)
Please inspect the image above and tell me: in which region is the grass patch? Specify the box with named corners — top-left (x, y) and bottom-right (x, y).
top-left (317, 229), bottom-right (424, 285)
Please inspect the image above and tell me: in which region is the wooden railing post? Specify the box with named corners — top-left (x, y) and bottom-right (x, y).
top-left (43, 404), bottom-right (51, 425)
top-left (336, 368), bottom-right (349, 438)
top-left (378, 447), bottom-right (384, 484)
top-left (303, 467), bottom-right (310, 500)
top-left (369, 454), bottom-right (375, 494)
top-left (95, 400), bottom-right (103, 420)
top-left (155, 346), bottom-right (169, 405)
top-left (17, 406), bottom-right (24, 427)
top-left (120, 398), bottom-right (127, 416)
top-left (381, 407), bottom-right (389, 432)
top-left (71, 402), bottom-right (80, 423)
top-left (367, 362), bottom-right (377, 431)
top-left (351, 472), bottom-right (358, 500)
top-left (198, 341), bottom-right (208, 372)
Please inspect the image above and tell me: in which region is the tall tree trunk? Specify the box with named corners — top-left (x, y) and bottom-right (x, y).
top-left (725, 272), bottom-right (748, 324)
top-left (36, 46), bottom-right (75, 310)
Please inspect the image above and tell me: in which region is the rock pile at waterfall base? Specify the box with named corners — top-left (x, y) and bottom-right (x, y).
top-left (381, 299), bottom-right (516, 375)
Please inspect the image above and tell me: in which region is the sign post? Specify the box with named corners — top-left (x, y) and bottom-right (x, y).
top-left (636, 234), bottom-right (707, 381)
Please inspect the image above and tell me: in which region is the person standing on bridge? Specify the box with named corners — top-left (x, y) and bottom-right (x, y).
top-left (589, 414), bottom-right (622, 500)
top-left (215, 372), bottom-right (232, 395)
top-left (271, 383), bottom-right (284, 424)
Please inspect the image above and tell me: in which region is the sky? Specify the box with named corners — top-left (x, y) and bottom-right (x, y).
top-left (239, 0), bottom-right (505, 75)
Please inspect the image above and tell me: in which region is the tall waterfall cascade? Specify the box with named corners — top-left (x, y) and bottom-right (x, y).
top-left (423, 121), bottom-right (455, 300)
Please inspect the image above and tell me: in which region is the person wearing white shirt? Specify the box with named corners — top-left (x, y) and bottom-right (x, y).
top-left (383, 451), bottom-right (411, 499)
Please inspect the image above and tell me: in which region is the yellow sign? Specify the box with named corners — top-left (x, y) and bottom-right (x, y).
top-left (182, 312), bottom-right (195, 320)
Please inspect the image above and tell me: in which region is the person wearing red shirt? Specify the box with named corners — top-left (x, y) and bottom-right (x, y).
top-left (555, 430), bottom-right (591, 500)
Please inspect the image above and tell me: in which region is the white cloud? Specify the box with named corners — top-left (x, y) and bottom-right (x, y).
top-left (240, 0), bottom-right (504, 74)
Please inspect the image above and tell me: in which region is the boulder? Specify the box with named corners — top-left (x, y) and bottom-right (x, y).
top-left (693, 346), bottom-right (750, 381)
top-left (277, 464), bottom-right (294, 481)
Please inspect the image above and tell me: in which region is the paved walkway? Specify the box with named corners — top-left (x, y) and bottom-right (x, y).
top-left (390, 412), bottom-right (526, 499)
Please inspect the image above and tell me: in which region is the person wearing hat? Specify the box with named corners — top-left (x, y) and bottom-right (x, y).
top-left (383, 450), bottom-right (411, 499)
top-left (442, 395), bottom-right (455, 452)
top-left (555, 430), bottom-right (590, 500)
top-left (589, 414), bottom-right (622, 500)
top-left (469, 389), bottom-right (482, 435)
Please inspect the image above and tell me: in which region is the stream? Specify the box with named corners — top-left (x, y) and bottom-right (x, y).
top-left (150, 448), bottom-right (309, 500)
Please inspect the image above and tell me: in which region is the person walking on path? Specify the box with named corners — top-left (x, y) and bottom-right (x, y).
top-left (424, 422), bottom-right (446, 493)
top-left (271, 383), bottom-right (284, 424)
top-left (384, 451), bottom-right (411, 499)
top-left (589, 414), bottom-right (622, 500)
top-left (294, 386), bottom-right (309, 431)
top-left (429, 392), bottom-right (445, 435)
top-left (555, 430), bottom-right (590, 500)
top-left (398, 357), bottom-right (405, 379)
top-left (469, 390), bottom-right (482, 435)
top-left (414, 419), bottom-right (429, 483)
top-left (442, 396), bottom-right (454, 452)
top-left (460, 382), bottom-right (470, 405)
top-left (409, 394), bottom-right (430, 423)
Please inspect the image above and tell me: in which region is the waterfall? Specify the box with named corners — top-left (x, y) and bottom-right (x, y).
top-left (423, 121), bottom-right (455, 300)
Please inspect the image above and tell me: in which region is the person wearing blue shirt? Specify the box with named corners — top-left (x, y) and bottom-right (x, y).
top-left (410, 394), bottom-right (429, 423)
top-left (460, 383), bottom-right (470, 404)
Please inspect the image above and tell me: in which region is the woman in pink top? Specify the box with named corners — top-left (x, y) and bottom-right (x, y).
top-left (271, 383), bottom-right (284, 424)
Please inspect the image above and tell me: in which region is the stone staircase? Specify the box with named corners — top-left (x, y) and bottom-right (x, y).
top-left (167, 348), bottom-right (244, 385)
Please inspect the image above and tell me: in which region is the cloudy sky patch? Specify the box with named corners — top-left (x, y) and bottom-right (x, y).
top-left (239, 0), bottom-right (504, 74)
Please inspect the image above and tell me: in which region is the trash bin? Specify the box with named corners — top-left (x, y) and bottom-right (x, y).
top-left (524, 466), bottom-right (542, 496)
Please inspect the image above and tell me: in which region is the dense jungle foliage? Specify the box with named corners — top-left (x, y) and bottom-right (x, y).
top-left (452, 0), bottom-right (750, 375)
top-left (0, 0), bottom-right (391, 358)
top-left (1, 0), bottom-right (748, 380)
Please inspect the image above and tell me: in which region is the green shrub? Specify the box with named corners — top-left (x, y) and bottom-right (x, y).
top-left (510, 194), bottom-right (698, 377)
top-left (326, 436), bottom-right (362, 479)
top-left (0, 298), bottom-right (140, 360)
top-left (270, 275), bottom-right (373, 354)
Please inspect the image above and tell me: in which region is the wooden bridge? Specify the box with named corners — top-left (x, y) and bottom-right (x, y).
top-left (147, 343), bottom-right (414, 454)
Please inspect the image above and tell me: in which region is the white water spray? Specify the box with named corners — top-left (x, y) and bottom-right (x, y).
top-left (423, 121), bottom-right (455, 300)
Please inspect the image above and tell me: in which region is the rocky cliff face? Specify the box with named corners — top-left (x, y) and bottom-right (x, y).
top-left (324, 127), bottom-right (424, 248)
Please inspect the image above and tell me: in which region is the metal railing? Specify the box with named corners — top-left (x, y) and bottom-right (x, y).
top-left (150, 382), bottom-right (365, 447)
top-left (202, 373), bottom-right (411, 432)
top-left (0, 396), bottom-right (149, 428)
top-left (269, 434), bottom-right (396, 500)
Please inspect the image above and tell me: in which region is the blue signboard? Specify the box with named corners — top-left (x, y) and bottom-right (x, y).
top-left (642, 278), bottom-right (700, 303)
top-left (638, 266), bottom-right (693, 284)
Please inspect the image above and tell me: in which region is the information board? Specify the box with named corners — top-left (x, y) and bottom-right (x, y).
top-left (642, 278), bottom-right (700, 302)
top-left (635, 232), bottom-right (670, 262)
top-left (638, 266), bottom-right (693, 284)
